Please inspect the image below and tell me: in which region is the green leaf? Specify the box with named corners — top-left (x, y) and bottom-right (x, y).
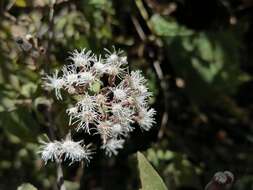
top-left (137, 152), bottom-right (168, 190)
top-left (17, 183), bottom-right (37, 190)
top-left (150, 14), bottom-right (193, 37)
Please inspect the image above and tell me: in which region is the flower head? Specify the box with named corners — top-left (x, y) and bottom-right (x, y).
top-left (62, 65), bottom-right (79, 87)
top-left (104, 48), bottom-right (128, 78)
top-left (101, 139), bottom-right (125, 157)
top-left (111, 123), bottom-right (132, 137)
top-left (104, 48), bottom-right (124, 64)
top-left (73, 110), bottom-right (98, 132)
top-left (111, 103), bottom-right (134, 124)
top-left (43, 70), bottom-right (65, 100)
top-left (77, 71), bottom-right (96, 86)
top-left (61, 140), bottom-right (93, 164)
top-left (77, 94), bottom-right (98, 111)
top-left (136, 107), bottom-right (156, 131)
top-left (69, 49), bottom-right (95, 67)
top-left (38, 141), bottom-right (62, 164)
top-left (66, 106), bottom-right (78, 125)
top-left (92, 55), bottom-right (106, 74)
top-left (110, 83), bottom-right (130, 101)
top-left (129, 70), bottom-right (147, 90)
top-left (96, 120), bottom-right (113, 143)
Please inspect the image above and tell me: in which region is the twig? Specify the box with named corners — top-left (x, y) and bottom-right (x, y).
top-left (46, 105), bottom-right (66, 190)
top-left (46, 0), bottom-right (56, 67)
top-left (131, 15), bottom-right (146, 41)
top-left (153, 60), bottom-right (169, 139)
top-left (144, 0), bottom-right (177, 16)
top-left (135, 0), bottom-right (153, 31)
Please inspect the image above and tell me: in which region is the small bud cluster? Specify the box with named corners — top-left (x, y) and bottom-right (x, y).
top-left (40, 48), bottom-right (156, 164)
top-left (205, 171), bottom-right (234, 190)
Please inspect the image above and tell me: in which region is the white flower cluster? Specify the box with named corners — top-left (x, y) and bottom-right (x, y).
top-left (40, 48), bottom-right (156, 164)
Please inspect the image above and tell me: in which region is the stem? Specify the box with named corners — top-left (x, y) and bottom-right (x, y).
top-left (47, 0), bottom-right (56, 54)
top-left (45, 1), bottom-right (67, 189)
top-left (57, 162), bottom-right (66, 190)
top-left (46, 105), bottom-right (66, 190)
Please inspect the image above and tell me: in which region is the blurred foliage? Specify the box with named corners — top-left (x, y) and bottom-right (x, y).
top-left (1, 0), bottom-right (253, 190)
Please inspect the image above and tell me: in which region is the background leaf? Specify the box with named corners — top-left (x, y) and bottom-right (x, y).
top-left (15, 0), bottom-right (27, 7)
top-left (137, 152), bottom-right (168, 190)
top-left (17, 183), bottom-right (37, 190)
top-left (150, 14), bottom-right (193, 37)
